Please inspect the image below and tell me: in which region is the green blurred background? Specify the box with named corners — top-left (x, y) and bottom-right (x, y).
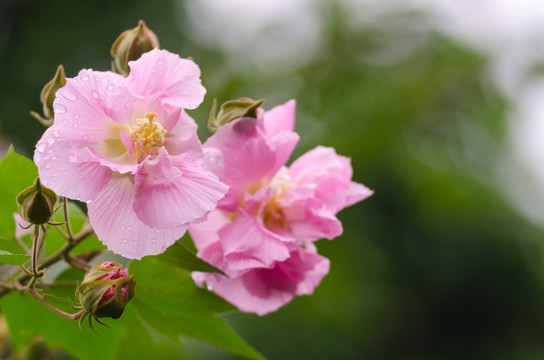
top-left (3, 0), bottom-right (544, 359)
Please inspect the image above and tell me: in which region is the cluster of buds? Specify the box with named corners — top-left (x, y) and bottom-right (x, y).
top-left (74, 261), bottom-right (135, 331)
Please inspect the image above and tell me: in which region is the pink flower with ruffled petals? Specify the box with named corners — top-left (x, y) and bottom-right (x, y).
top-left (34, 49), bottom-right (228, 259)
top-left (189, 100), bottom-right (372, 315)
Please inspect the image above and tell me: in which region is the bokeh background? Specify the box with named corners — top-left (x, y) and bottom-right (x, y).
top-left (3, 0), bottom-right (544, 359)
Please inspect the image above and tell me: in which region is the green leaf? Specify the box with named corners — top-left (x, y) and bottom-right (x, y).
top-left (1, 289), bottom-right (123, 360)
top-left (161, 240), bottom-right (227, 276)
top-left (130, 257), bottom-right (264, 360)
top-left (0, 146), bottom-right (38, 240)
top-left (0, 250), bottom-right (30, 265)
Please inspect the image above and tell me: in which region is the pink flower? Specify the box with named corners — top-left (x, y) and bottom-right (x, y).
top-left (189, 100), bottom-right (372, 315)
top-left (34, 49), bottom-right (228, 259)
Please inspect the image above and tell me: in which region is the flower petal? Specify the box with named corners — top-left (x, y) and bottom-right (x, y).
top-left (133, 151), bottom-right (228, 229)
top-left (88, 174), bottom-right (186, 259)
top-left (219, 209), bottom-right (290, 270)
top-left (289, 146), bottom-right (372, 213)
top-left (54, 69), bottom-right (135, 140)
top-left (197, 247), bottom-right (329, 316)
top-left (35, 128), bottom-right (111, 202)
top-left (126, 49), bottom-right (206, 109)
top-left (261, 99), bottom-right (296, 136)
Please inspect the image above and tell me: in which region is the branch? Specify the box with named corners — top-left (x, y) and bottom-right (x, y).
top-left (0, 223), bottom-right (94, 298)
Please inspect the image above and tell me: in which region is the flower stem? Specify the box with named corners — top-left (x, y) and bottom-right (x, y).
top-left (28, 287), bottom-right (84, 320)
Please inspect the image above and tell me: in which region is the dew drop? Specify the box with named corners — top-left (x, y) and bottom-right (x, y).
top-left (35, 153), bottom-right (41, 162)
top-left (53, 130), bottom-right (60, 137)
top-left (56, 104), bottom-right (66, 113)
top-left (63, 90), bottom-right (77, 101)
top-left (157, 60), bottom-right (164, 66)
top-left (81, 74), bottom-right (90, 82)
top-left (142, 236), bottom-right (147, 241)
top-left (131, 241), bottom-right (137, 245)
top-left (52, 171), bottom-right (60, 177)
top-left (127, 226), bottom-right (133, 231)
top-left (47, 137), bottom-right (54, 144)
top-left (36, 143), bottom-right (45, 152)
top-left (83, 135), bottom-right (88, 140)
top-left (151, 238), bottom-right (156, 243)
top-left (91, 91), bottom-right (98, 98)
top-left (122, 238), bottom-right (128, 243)
top-left (74, 114), bottom-right (80, 119)
top-left (107, 84), bottom-right (114, 90)
top-left (73, 123), bottom-right (78, 128)
top-left (45, 164), bottom-right (52, 169)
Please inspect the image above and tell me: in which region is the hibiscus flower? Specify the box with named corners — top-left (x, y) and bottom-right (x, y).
top-left (34, 49), bottom-right (228, 259)
top-left (189, 100), bottom-right (372, 315)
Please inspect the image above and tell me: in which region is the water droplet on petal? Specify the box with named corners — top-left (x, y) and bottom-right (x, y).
top-left (91, 91), bottom-right (98, 98)
top-left (52, 171), bottom-right (60, 177)
top-left (36, 143), bottom-right (45, 153)
top-left (56, 104), bottom-right (66, 113)
top-left (122, 238), bottom-right (128, 243)
top-left (53, 130), bottom-right (60, 137)
top-left (63, 89), bottom-right (77, 102)
top-left (73, 123), bottom-right (78, 128)
top-left (151, 238), bottom-right (156, 243)
top-left (45, 164), bottom-right (52, 169)
top-left (47, 137), bottom-right (54, 144)
top-left (107, 84), bottom-right (114, 90)
top-left (81, 74), bottom-right (89, 82)
top-left (127, 226), bottom-right (133, 231)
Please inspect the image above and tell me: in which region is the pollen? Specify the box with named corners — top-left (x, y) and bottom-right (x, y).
top-left (130, 112), bottom-right (166, 160)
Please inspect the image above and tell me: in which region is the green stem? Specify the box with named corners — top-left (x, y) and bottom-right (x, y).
top-left (29, 287), bottom-right (85, 320)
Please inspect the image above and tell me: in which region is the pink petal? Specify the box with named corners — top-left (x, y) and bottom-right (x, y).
top-left (13, 213), bottom-right (32, 239)
top-left (133, 152), bottom-right (228, 229)
top-left (164, 110), bottom-right (203, 157)
top-left (88, 175), bottom-right (187, 259)
top-left (260, 99), bottom-right (296, 136)
top-left (126, 49), bottom-right (206, 110)
top-left (54, 70), bottom-right (135, 139)
top-left (286, 196), bottom-right (343, 242)
top-left (188, 209), bottom-right (230, 252)
top-left (289, 146), bottom-right (372, 213)
top-left (35, 128), bottom-right (111, 202)
top-left (219, 209), bottom-right (290, 270)
top-left (200, 247), bottom-right (330, 316)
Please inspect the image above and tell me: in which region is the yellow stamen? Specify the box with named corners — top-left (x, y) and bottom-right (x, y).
top-left (130, 112), bottom-right (166, 161)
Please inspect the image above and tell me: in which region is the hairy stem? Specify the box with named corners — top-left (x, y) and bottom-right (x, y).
top-left (0, 223), bottom-right (94, 298)
top-left (29, 287), bottom-right (85, 320)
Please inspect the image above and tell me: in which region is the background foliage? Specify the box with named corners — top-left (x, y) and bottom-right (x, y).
top-left (2, 0), bottom-right (544, 359)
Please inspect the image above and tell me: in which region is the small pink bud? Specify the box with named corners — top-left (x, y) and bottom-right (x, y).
top-left (76, 261), bottom-right (135, 320)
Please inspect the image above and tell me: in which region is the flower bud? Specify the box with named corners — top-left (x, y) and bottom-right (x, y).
top-left (111, 20), bottom-right (159, 76)
top-left (16, 177), bottom-right (57, 225)
top-left (76, 261), bottom-right (135, 319)
top-left (208, 97), bottom-right (264, 132)
top-left (34, 65), bottom-right (66, 126)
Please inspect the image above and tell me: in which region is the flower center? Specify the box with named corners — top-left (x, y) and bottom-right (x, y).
top-left (259, 167), bottom-right (293, 231)
top-left (130, 112), bottom-right (166, 160)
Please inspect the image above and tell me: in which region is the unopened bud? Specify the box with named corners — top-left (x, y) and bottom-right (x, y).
top-left (208, 97), bottom-right (264, 132)
top-left (76, 261), bottom-right (135, 319)
top-left (111, 20), bottom-right (159, 76)
top-left (31, 65), bottom-right (66, 126)
top-left (16, 177), bottom-right (57, 225)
